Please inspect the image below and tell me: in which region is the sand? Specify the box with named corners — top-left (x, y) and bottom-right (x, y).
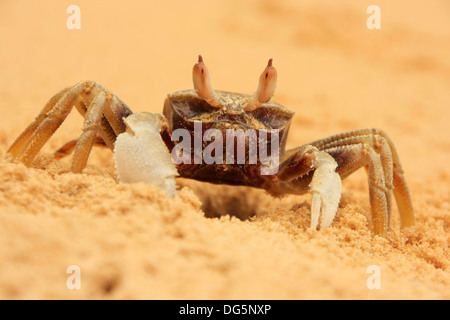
top-left (0, 0), bottom-right (449, 299)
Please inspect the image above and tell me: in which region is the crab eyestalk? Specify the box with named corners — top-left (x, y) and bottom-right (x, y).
top-left (192, 55), bottom-right (222, 108)
top-left (244, 58), bottom-right (278, 111)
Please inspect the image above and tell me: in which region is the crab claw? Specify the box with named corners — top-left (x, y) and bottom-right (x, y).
top-left (308, 151), bottom-right (342, 229)
top-left (114, 112), bottom-right (178, 197)
top-left (245, 59), bottom-right (278, 111)
top-left (192, 55), bottom-right (222, 107)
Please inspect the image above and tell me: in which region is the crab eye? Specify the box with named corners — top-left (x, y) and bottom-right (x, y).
top-left (192, 55), bottom-right (221, 108)
top-left (244, 58), bottom-right (278, 111)
top-left (256, 58), bottom-right (277, 104)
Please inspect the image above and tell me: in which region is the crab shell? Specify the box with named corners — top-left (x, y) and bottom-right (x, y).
top-left (162, 89), bottom-right (295, 186)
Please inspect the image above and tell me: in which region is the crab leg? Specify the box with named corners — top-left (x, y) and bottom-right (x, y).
top-left (272, 128), bottom-right (414, 236)
top-left (276, 143), bottom-right (388, 234)
top-left (312, 134), bottom-right (394, 227)
top-left (10, 82), bottom-right (93, 166)
top-left (73, 89), bottom-right (132, 151)
top-left (70, 91), bottom-right (108, 173)
top-left (70, 91), bottom-right (132, 173)
top-left (8, 86), bottom-right (71, 157)
top-left (8, 81), bottom-right (133, 173)
top-left (53, 136), bottom-right (107, 160)
top-left (270, 145), bottom-right (342, 230)
top-left (308, 128), bottom-right (414, 228)
top-left (102, 94), bottom-right (133, 137)
top-left (326, 144), bottom-right (389, 235)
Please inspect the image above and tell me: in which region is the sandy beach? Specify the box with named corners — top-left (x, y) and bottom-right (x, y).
top-left (0, 0), bottom-right (448, 299)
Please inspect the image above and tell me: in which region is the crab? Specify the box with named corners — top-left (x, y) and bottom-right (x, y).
top-left (7, 56), bottom-right (415, 236)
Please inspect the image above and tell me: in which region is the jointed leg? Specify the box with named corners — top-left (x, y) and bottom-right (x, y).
top-left (276, 128), bottom-right (414, 236)
top-left (53, 136), bottom-right (107, 160)
top-left (8, 81), bottom-right (133, 173)
top-left (308, 128), bottom-right (414, 228)
top-left (10, 82), bottom-right (92, 166)
top-left (8, 86), bottom-right (71, 158)
top-left (70, 92), bottom-right (132, 172)
top-left (71, 87), bottom-right (132, 150)
top-left (313, 134), bottom-right (393, 228)
top-left (325, 144), bottom-right (389, 235)
top-left (270, 145), bottom-right (342, 230)
top-left (71, 91), bottom-right (107, 173)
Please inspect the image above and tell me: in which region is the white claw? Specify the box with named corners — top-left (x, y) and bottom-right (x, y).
top-left (309, 151), bottom-right (342, 229)
top-left (114, 112), bottom-right (178, 197)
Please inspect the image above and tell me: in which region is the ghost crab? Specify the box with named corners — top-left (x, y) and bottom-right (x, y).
top-left (8, 56), bottom-right (415, 236)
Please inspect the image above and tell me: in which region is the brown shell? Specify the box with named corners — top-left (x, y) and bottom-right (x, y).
top-left (162, 90), bottom-right (294, 186)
